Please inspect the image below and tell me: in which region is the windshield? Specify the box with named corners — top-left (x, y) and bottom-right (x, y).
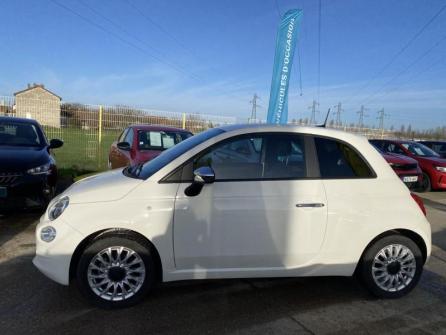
top-left (401, 142), bottom-right (439, 157)
top-left (126, 127), bottom-right (225, 180)
top-left (137, 130), bottom-right (192, 150)
top-left (0, 121), bottom-right (44, 147)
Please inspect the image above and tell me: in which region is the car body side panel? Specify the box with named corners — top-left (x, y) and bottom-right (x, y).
top-left (46, 181), bottom-right (180, 281)
top-left (317, 177), bottom-right (431, 271)
top-left (173, 179), bottom-right (328, 272)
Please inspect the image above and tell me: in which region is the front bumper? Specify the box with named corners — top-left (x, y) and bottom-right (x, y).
top-left (394, 171), bottom-right (423, 189)
top-left (0, 173), bottom-right (55, 211)
top-left (33, 216), bottom-right (85, 285)
top-left (431, 171), bottom-right (446, 190)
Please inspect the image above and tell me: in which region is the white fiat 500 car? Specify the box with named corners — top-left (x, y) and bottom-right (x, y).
top-left (34, 125), bottom-right (431, 308)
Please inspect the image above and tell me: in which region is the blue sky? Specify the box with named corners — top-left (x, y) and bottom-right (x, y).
top-left (1, 0), bottom-right (445, 129)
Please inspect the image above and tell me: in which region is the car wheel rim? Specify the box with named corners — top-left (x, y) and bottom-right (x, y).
top-left (422, 175), bottom-right (429, 190)
top-left (87, 246), bottom-right (146, 301)
top-left (371, 244), bottom-right (416, 292)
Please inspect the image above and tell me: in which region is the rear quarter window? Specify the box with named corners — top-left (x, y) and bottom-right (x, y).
top-left (314, 137), bottom-right (374, 178)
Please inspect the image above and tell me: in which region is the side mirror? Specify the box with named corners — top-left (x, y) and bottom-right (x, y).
top-left (193, 166), bottom-right (215, 184)
top-left (49, 139), bottom-right (64, 149)
top-left (185, 166), bottom-right (215, 197)
top-left (117, 141), bottom-right (131, 151)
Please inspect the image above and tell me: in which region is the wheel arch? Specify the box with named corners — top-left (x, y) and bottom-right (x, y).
top-left (355, 228), bottom-right (428, 274)
top-left (69, 228), bottom-right (163, 283)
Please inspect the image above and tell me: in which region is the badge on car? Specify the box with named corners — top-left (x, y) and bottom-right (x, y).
top-left (0, 187), bottom-right (7, 198)
top-left (403, 176), bottom-right (418, 183)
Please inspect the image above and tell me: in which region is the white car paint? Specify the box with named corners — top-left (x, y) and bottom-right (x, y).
top-left (34, 125), bottom-right (431, 286)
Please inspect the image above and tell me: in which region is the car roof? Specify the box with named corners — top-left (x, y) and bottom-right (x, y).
top-left (0, 116), bottom-right (40, 125)
top-left (370, 138), bottom-right (415, 144)
top-left (217, 123), bottom-right (366, 141)
top-left (419, 140), bottom-right (446, 143)
top-left (129, 124), bottom-right (192, 133)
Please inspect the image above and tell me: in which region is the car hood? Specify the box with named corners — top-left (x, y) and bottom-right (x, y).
top-left (0, 146), bottom-right (49, 172)
top-left (417, 156), bottom-right (446, 167)
top-left (382, 152), bottom-right (417, 165)
top-left (135, 150), bottom-right (162, 163)
top-left (63, 169), bottom-right (143, 204)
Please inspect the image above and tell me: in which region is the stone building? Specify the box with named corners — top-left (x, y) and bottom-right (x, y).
top-left (14, 84), bottom-right (61, 128)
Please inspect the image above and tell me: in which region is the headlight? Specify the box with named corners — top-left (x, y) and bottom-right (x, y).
top-left (40, 226), bottom-right (57, 242)
top-left (27, 163), bottom-right (51, 175)
top-left (48, 196), bottom-right (69, 221)
top-left (434, 166), bottom-right (446, 173)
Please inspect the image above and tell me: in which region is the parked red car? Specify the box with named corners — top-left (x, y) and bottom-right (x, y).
top-left (108, 125), bottom-right (193, 169)
top-left (369, 142), bottom-right (422, 189)
top-left (370, 139), bottom-right (446, 191)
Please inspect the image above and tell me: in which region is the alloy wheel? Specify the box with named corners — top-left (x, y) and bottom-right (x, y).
top-left (87, 246), bottom-right (146, 301)
top-left (371, 244), bottom-right (416, 292)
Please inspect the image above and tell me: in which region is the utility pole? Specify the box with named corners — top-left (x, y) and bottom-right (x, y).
top-left (308, 100), bottom-right (319, 125)
top-left (377, 108), bottom-right (389, 139)
top-left (333, 102), bottom-right (343, 127)
top-left (249, 93), bottom-right (260, 123)
top-left (357, 105), bottom-right (368, 130)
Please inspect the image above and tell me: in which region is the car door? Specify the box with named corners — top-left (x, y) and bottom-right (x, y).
top-left (110, 128), bottom-right (128, 168)
top-left (115, 128), bottom-right (134, 168)
top-left (173, 132), bottom-right (328, 272)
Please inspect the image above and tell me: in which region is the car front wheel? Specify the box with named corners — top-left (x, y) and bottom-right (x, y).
top-left (359, 235), bottom-right (423, 299)
top-left (76, 234), bottom-right (156, 308)
top-left (420, 172), bottom-right (431, 192)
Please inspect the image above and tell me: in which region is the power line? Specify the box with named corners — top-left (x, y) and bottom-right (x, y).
top-left (317, 0), bottom-right (322, 103)
top-left (121, 0), bottom-right (197, 57)
top-left (345, 2), bottom-right (446, 104)
top-left (362, 34), bottom-right (446, 105)
top-left (76, 0), bottom-right (195, 78)
top-left (273, 0), bottom-right (281, 17)
top-left (362, 54), bottom-right (446, 104)
top-left (48, 0), bottom-right (200, 81)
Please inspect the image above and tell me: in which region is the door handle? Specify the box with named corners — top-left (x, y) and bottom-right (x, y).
top-left (296, 203), bottom-right (325, 208)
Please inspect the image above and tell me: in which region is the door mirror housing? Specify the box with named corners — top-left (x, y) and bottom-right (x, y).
top-left (193, 166), bottom-right (215, 184)
top-left (117, 141), bottom-right (131, 151)
top-left (49, 139), bottom-right (64, 149)
top-left (185, 166), bottom-right (215, 197)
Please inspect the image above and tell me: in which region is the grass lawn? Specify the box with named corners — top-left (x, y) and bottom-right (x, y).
top-left (44, 127), bottom-right (120, 173)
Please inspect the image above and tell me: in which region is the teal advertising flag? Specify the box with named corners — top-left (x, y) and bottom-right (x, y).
top-left (267, 9), bottom-right (302, 124)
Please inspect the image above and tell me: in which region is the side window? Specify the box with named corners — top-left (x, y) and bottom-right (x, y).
top-left (263, 134), bottom-right (306, 178)
top-left (315, 137), bottom-right (374, 178)
top-left (118, 128), bottom-right (128, 142)
top-left (195, 135), bottom-right (264, 180)
top-left (385, 143), bottom-right (405, 154)
top-left (124, 128), bottom-right (134, 148)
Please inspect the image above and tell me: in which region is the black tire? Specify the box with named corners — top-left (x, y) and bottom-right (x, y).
top-left (359, 234), bottom-right (423, 299)
top-left (76, 233), bottom-right (156, 308)
top-left (420, 172), bottom-right (431, 192)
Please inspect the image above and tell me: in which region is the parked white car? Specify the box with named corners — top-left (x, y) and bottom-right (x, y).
top-left (34, 124), bottom-right (431, 308)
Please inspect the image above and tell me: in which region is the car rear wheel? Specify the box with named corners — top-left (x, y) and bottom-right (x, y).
top-left (420, 172), bottom-right (431, 192)
top-left (359, 235), bottom-right (423, 299)
top-left (76, 234), bottom-right (156, 308)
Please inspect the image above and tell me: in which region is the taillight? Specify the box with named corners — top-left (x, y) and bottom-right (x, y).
top-left (411, 193), bottom-right (426, 216)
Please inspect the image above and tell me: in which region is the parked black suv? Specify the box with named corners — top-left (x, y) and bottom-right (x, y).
top-left (417, 140), bottom-right (446, 158)
top-left (0, 116), bottom-right (63, 212)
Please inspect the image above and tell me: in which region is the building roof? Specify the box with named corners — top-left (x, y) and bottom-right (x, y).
top-left (14, 84), bottom-right (61, 100)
